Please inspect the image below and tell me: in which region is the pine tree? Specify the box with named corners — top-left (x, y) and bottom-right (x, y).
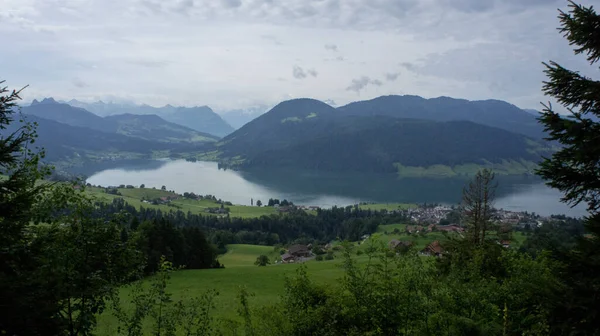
top-left (461, 169), bottom-right (497, 245)
top-left (536, 2), bottom-right (600, 334)
top-left (0, 81), bottom-right (55, 334)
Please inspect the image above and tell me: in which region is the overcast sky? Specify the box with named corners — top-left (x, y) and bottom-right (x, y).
top-left (0, 0), bottom-right (594, 110)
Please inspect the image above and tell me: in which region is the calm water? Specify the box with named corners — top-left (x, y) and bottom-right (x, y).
top-left (85, 160), bottom-right (587, 217)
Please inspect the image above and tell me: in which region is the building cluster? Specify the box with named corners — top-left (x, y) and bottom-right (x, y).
top-left (405, 206), bottom-right (453, 224)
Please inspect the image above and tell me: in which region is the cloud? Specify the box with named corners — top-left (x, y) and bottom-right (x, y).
top-left (399, 62), bottom-right (417, 72)
top-left (1, 0), bottom-right (595, 110)
top-left (126, 59), bottom-right (170, 68)
top-left (293, 65), bottom-right (318, 79)
top-left (346, 76), bottom-right (383, 93)
top-left (222, 0), bottom-right (242, 9)
top-left (385, 72), bottom-right (400, 81)
top-left (72, 78), bottom-right (88, 88)
top-left (324, 44), bottom-right (338, 52)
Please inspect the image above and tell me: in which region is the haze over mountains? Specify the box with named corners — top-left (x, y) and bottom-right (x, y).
top-left (66, 100), bottom-right (235, 137)
top-left (17, 94), bottom-right (551, 176)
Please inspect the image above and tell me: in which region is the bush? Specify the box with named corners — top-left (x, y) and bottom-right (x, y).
top-left (325, 253), bottom-right (334, 261)
top-left (315, 255), bottom-right (324, 261)
top-left (356, 250), bottom-right (364, 256)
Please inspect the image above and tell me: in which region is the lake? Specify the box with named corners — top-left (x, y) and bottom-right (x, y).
top-left (85, 160), bottom-right (588, 217)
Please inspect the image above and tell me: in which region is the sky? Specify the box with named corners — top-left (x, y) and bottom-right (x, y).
top-left (0, 0), bottom-right (595, 111)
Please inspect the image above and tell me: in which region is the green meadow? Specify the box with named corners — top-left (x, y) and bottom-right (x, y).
top-left (95, 244), bottom-right (347, 335)
top-left (85, 186), bottom-right (278, 218)
top-left (94, 222), bottom-right (527, 334)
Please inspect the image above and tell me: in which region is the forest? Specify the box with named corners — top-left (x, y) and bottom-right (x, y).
top-left (1, 2), bottom-right (600, 335)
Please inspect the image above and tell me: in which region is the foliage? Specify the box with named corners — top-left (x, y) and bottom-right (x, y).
top-left (111, 257), bottom-right (219, 336)
top-left (536, 2), bottom-right (600, 334)
top-left (462, 169), bottom-right (497, 244)
top-left (254, 255), bottom-right (270, 266)
top-left (0, 80), bottom-right (56, 335)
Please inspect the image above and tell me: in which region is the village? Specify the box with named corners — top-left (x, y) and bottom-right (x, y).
top-left (276, 203), bottom-right (550, 264)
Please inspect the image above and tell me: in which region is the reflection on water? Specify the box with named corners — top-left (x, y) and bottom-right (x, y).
top-left (86, 160), bottom-right (587, 217)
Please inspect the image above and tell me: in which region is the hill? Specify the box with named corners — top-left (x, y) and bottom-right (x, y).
top-left (219, 98), bottom-right (339, 157)
top-left (337, 95), bottom-right (545, 139)
top-left (105, 114), bottom-right (219, 143)
top-left (218, 98), bottom-right (552, 175)
top-left (67, 100), bottom-right (234, 137)
top-left (25, 98), bottom-right (116, 132)
top-left (23, 99), bottom-right (218, 144)
top-left (4, 115), bottom-right (191, 163)
top-left (240, 116), bottom-right (550, 174)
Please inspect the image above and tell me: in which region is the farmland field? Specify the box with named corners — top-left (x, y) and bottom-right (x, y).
top-left (85, 186), bottom-right (278, 218)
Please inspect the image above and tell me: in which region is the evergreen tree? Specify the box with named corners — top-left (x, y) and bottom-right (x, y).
top-left (537, 2), bottom-right (600, 334)
top-left (461, 169), bottom-right (497, 245)
top-left (0, 81), bottom-right (56, 335)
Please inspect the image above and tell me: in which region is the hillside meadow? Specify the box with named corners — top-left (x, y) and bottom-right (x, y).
top-left (94, 225), bottom-right (527, 335)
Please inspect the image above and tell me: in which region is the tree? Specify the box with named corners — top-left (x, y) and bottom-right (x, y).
top-left (0, 81), bottom-right (57, 335)
top-left (461, 169), bottom-right (497, 245)
top-left (255, 255), bottom-right (270, 266)
top-left (140, 184), bottom-right (145, 188)
top-left (161, 185), bottom-right (166, 191)
top-left (537, 2), bottom-right (600, 334)
top-left (256, 200), bottom-right (262, 207)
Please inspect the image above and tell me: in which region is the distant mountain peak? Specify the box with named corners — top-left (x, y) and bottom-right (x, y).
top-left (40, 97), bottom-right (58, 105)
top-left (30, 99), bottom-right (40, 106)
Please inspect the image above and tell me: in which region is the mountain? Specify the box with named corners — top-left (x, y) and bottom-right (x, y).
top-left (219, 105), bottom-right (269, 129)
top-left (219, 98), bottom-right (339, 157)
top-left (161, 106), bottom-right (234, 137)
top-left (25, 98), bottom-right (116, 132)
top-left (105, 114), bottom-right (219, 143)
top-left (23, 99), bottom-right (218, 144)
top-left (218, 98), bottom-right (552, 176)
top-left (66, 100), bottom-right (234, 137)
top-left (3, 115), bottom-right (198, 164)
top-left (337, 95), bottom-right (545, 139)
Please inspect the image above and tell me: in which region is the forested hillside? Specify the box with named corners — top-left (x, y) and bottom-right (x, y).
top-left (5, 115), bottom-right (202, 163)
top-left (105, 113), bottom-right (219, 143)
top-left (218, 99), bottom-right (551, 174)
top-left (23, 99), bottom-right (218, 144)
top-left (243, 117), bottom-right (549, 173)
top-left (337, 95), bottom-right (544, 139)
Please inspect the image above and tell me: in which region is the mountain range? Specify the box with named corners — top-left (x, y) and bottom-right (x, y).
top-left (66, 99), bottom-right (235, 137)
top-left (24, 98), bottom-right (219, 144)
top-left (217, 97), bottom-right (552, 176)
top-left (7, 94), bottom-right (553, 177)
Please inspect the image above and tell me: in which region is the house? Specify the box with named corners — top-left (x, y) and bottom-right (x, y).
top-left (500, 240), bottom-right (511, 248)
top-left (281, 253), bottom-right (295, 263)
top-left (421, 241), bottom-right (444, 257)
top-left (277, 206), bottom-right (292, 213)
top-left (288, 244), bottom-right (311, 258)
top-left (437, 225), bottom-right (464, 233)
top-left (324, 243), bottom-right (332, 250)
top-left (389, 239), bottom-right (413, 250)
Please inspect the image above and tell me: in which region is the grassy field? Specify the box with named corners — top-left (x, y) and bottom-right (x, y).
top-left (85, 186), bottom-right (278, 219)
top-left (95, 244), bottom-right (347, 335)
top-left (94, 221), bottom-right (530, 334)
top-left (218, 244), bottom-right (280, 267)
